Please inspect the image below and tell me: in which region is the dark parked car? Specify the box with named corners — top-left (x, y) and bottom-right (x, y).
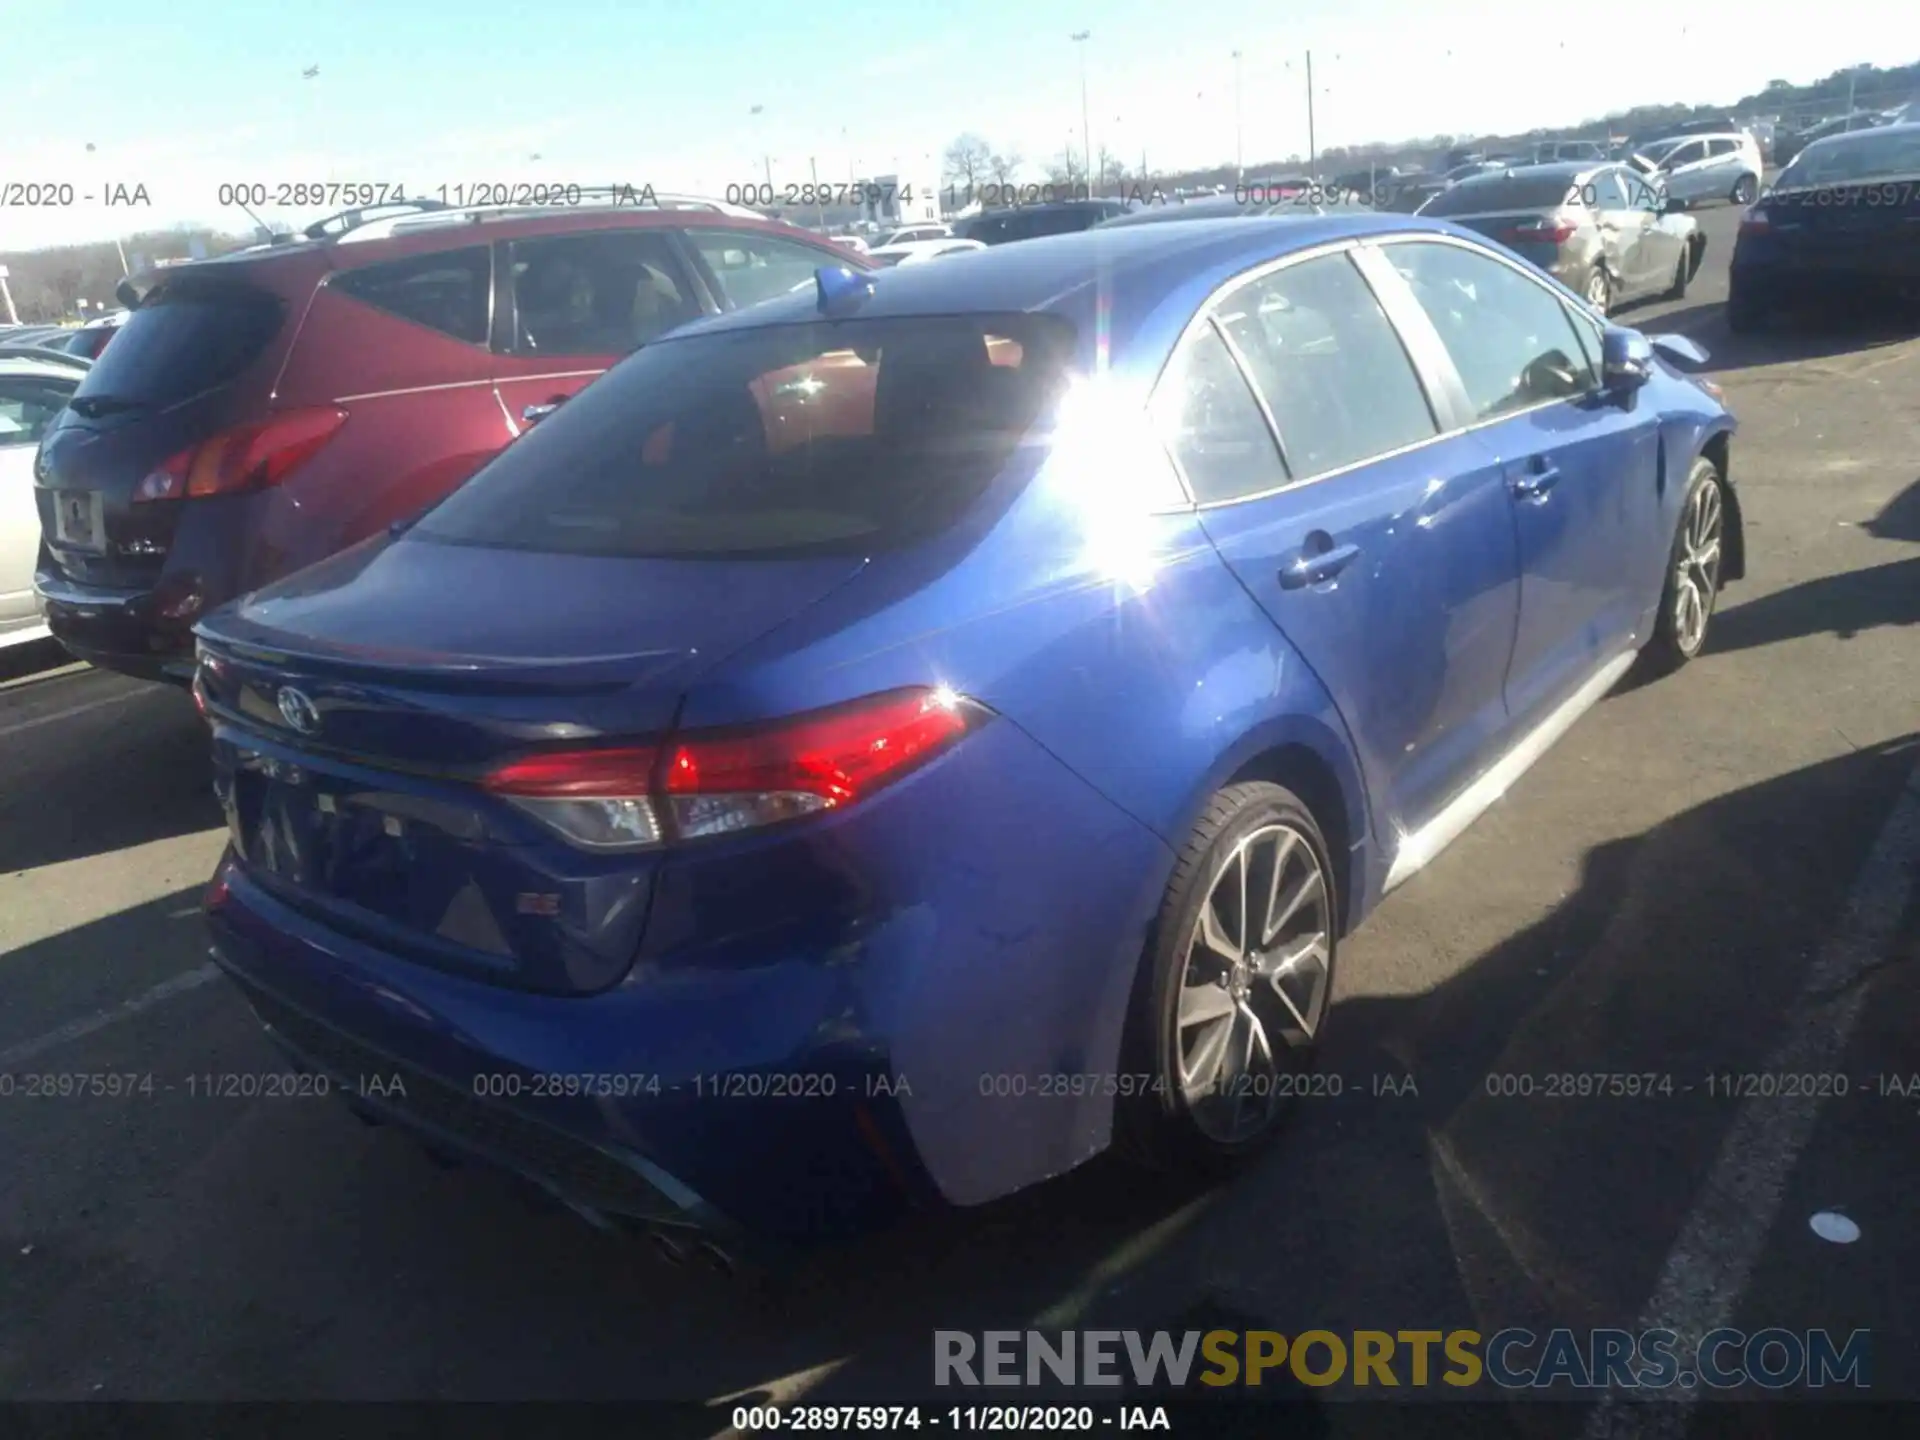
top-left (1096, 191), bottom-right (1374, 227)
top-left (1417, 161), bottom-right (1704, 315)
top-left (194, 211), bottom-right (1739, 1257)
top-left (42, 312), bottom-right (126, 359)
top-left (1773, 112), bottom-right (1886, 167)
top-left (952, 199), bottom-right (1132, 245)
top-left (33, 198), bottom-right (866, 682)
top-left (1729, 122), bottom-right (1920, 330)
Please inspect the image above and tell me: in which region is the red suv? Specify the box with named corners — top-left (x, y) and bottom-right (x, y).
top-left (33, 198), bottom-right (869, 681)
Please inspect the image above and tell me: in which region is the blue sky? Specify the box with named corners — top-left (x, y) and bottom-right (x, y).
top-left (4, 0), bottom-right (1916, 248)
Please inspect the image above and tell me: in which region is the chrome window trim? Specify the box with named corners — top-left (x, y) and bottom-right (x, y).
top-left (1147, 227), bottom-right (1619, 513)
top-left (1207, 314), bottom-right (1295, 479)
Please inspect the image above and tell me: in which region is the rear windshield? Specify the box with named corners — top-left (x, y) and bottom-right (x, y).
top-left (416, 313), bottom-right (1077, 559)
top-left (1422, 173), bottom-right (1581, 216)
top-left (1779, 129), bottom-right (1920, 187)
top-left (74, 282), bottom-right (283, 404)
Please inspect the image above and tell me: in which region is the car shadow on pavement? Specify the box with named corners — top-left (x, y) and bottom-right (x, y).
top-left (1864, 479), bottom-right (1920, 543)
top-left (5, 741), bottom-right (1914, 1423)
top-left (1708, 555), bottom-right (1920, 656)
top-left (1636, 299), bottom-right (1919, 372)
top-left (0, 637), bottom-right (72, 686)
top-left (782, 736), bottom-right (1920, 1423)
top-left (0, 679), bottom-right (220, 875)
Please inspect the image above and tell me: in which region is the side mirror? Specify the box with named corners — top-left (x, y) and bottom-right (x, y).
top-left (1601, 328), bottom-right (1655, 395)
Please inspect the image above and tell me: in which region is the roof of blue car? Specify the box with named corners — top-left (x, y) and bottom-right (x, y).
top-left (668, 211), bottom-right (1439, 336)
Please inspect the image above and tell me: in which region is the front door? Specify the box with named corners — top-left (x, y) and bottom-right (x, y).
top-left (492, 229), bottom-right (707, 435)
top-left (1164, 248), bottom-right (1523, 835)
top-left (1377, 238), bottom-right (1660, 729)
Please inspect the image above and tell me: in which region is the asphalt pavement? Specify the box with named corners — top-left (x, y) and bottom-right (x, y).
top-left (2, 201), bottom-right (1918, 1432)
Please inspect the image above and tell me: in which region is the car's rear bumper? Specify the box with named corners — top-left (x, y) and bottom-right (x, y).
top-left (33, 571), bottom-right (196, 682)
top-left (198, 712), bottom-right (1176, 1245)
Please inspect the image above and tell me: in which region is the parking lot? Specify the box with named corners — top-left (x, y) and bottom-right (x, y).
top-left (2, 199), bottom-right (1918, 1429)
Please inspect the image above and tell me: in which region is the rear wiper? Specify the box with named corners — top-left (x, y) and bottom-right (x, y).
top-left (67, 395), bottom-right (148, 419)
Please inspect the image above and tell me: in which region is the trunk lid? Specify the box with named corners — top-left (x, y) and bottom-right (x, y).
top-left (197, 533), bottom-right (870, 995)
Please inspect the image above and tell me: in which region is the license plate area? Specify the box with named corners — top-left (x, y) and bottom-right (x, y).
top-left (219, 748), bottom-right (520, 959)
top-left (52, 490), bottom-right (104, 550)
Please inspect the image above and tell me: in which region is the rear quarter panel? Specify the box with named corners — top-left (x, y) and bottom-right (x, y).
top-left (250, 287), bottom-right (508, 587)
top-left (668, 447), bottom-right (1372, 1196)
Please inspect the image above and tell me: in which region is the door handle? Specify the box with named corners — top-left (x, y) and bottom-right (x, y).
top-left (1510, 464), bottom-right (1562, 501)
top-left (1279, 541), bottom-right (1361, 589)
top-left (522, 397), bottom-right (568, 425)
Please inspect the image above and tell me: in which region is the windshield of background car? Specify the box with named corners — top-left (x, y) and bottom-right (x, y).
top-left (1778, 130), bottom-right (1920, 187)
top-left (1420, 173), bottom-right (1580, 216)
top-left (72, 280), bottom-right (283, 404)
top-left (415, 313), bottom-right (1077, 559)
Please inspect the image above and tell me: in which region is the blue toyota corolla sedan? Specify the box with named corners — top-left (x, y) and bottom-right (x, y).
top-left (193, 212), bottom-right (1741, 1262)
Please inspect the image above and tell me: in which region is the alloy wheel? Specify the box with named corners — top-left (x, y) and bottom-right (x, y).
top-left (1585, 269), bottom-right (1611, 315)
top-left (1174, 822), bottom-right (1332, 1144)
top-left (1672, 479), bottom-right (1724, 655)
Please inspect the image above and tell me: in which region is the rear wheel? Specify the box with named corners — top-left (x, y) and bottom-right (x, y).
top-left (1584, 266), bottom-right (1613, 316)
top-left (1116, 782), bottom-right (1338, 1174)
top-left (1730, 173), bottom-right (1758, 205)
top-left (1643, 456), bottom-right (1727, 675)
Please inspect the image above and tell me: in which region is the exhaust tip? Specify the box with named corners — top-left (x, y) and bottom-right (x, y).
top-left (650, 1229), bottom-right (689, 1267)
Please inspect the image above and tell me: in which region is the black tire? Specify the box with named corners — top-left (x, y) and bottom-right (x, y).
top-left (1725, 285), bottom-right (1766, 334)
top-left (1582, 265), bottom-right (1613, 317)
top-left (1643, 455), bottom-right (1728, 675)
top-left (1665, 246), bottom-right (1691, 300)
top-left (1113, 781), bottom-right (1339, 1175)
top-left (1730, 173), bottom-right (1758, 205)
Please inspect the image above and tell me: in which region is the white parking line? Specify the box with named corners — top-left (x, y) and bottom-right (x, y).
top-left (1584, 754), bottom-right (1920, 1435)
top-left (0, 964), bottom-right (220, 1069)
top-left (0, 688), bottom-right (150, 741)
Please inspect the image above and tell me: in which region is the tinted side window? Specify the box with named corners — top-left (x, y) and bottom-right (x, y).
top-left (0, 376), bottom-right (74, 446)
top-left (687, 230), bottom-right (836, 309)
top-left (1666, 141), bottom-right (1706, 167)
top-left (1706, 138), bottom-right (1738, 157)
top-left (333, 247), bottom-right (490, 345)
top-left (1213, 252), bottom-right (1438, 482)
top-left (1386, 242), bottom-right (1599, 422)
top-left (509, 231), bottom-right (700, 356)
top-left (1149, 324), bottom-right (1287, 504)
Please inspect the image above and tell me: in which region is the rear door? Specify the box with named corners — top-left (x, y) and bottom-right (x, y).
top-left (491, 227), bottom-right (706, 435)
top-left (1587, 167), bottom-right (1654, 294)
top-left (1376, 237), bottom-right (1660, 729)
top-left (1173, 247), bottom-right (1523, 834)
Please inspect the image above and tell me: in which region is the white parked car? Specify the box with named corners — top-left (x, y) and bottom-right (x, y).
top-left (877, 223), bottom-right (952, 246)
top-left (866, 238), bottom-right (987, 267)
top-left (1640, 130), bottom-right (1765, 206)
top-left (0, 348), bottom-right (89, 649)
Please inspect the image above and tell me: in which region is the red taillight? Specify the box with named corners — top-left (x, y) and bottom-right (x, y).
top-left (482, 688), bottom-right (983, 851)
top-left (1738, 208), bottom-right (1770, 236)
top-left (132, 407), bottom-right (348, 503)
top-left (1506, 222), bottom-right (1577, 244)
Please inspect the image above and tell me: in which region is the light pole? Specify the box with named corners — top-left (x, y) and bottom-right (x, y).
top-left (1305, 50), bottom-right (1317, 175)
top-left (1071, 31), bottom-right (1092, 195)
top-left (1232, 49), bottom-right (1244, 180)
top-left (750, 105), bottom-right (771, 195)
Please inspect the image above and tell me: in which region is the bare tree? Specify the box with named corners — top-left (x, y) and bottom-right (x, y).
top-left (943, 134), bottom-right (995, 200)
top-left (988, 150), bottom-right (1022, 185)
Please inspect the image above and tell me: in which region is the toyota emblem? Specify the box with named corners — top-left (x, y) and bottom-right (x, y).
top-left (276, 687), bottom-right (321, 735)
